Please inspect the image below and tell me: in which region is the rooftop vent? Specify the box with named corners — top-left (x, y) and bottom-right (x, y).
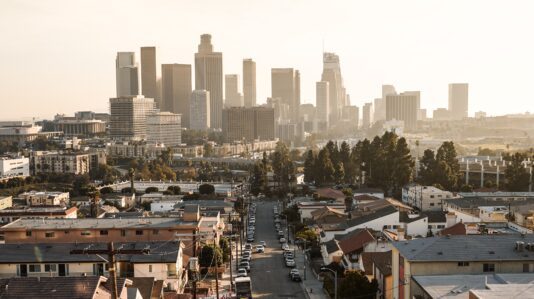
top-left (516, 241), bottom-right (525, 252)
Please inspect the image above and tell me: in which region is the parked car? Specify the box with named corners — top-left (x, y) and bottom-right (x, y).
top-left (259, 241), bottom-right (267, 247)
top-left (239, 261), bottom-right (251, 271)
top-left (244, 244), bottom-right (252, 250)
top-left (282, 243), bottom-right (290, 250)
top-left (284, 252), bottom-right (294, 259)
top-left (237, 268), bottom-right (248, 277)
top-left (289, 269), bottom-right (299, 278)
top-left (291, 273), bottom-right (302, 282)
top-left (285, 258), bottom-right (296, 267)
top-left (255, 245), bottom-right (265, 253)
top-left (279, 237), bottom-right (286, 243)
top-left (247, 236), bottom-right (255, 242)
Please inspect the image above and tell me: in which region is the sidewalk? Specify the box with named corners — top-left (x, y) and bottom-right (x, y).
top-left (295, 247), bottom-right (327, 299)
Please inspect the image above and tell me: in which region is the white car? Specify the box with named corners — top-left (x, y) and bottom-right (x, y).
top-left (285, 258), bottom-right (296, 267)
top-left (255, 245), bottom-right (265, 253)
top-left (260, 241), bottom-right (267, 247)
top-left (282, 243), bottom-right (290, 250)
top-left (279, 237), bottom-right (286, 243)
top-left (237, 268), bottom-right (248, 277)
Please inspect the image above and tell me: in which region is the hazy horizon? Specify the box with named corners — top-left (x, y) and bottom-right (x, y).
top-left (2, 0), bottom-right (534, 120)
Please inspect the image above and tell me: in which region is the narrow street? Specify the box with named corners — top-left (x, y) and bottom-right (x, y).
top-left (249, 201), bottom-right (306, 299)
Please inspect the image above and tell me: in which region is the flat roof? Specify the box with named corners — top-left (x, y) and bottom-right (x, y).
top-left (394, 234), bottom-right (534, 262)
top-left (413, 273), bottom-right (534, 299)
top-left (0, 217), bottom-right (198, 231)
top-left (0, 241), bottom-right (182, 264)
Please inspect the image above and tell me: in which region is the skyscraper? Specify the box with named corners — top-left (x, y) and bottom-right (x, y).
top-left (386, 92), bottom-right (419, 130)
top-left (362, 102), bottom-right (373, 128)
top-left (146, 112), bottom-right (181, 147)
top-left (225, 74), bottom-right (243, 107)
top-left (115, 52), bottom-right (139, 97)
top-left (222, 107), bottom-right (275, 142)
top-left (374, 84), bottom-right (397, 122)
top-left (243, 59), bottom-right (256, 108)
top-left (321, 52), bottom-right (346, 126)
top-left (448, 83), bottom-right (469, 120)
top-left (190, 90), bottom-right (210, 131)
top-left (109, 95), bottom-right (154, 140)
top-left (316, 81), bottom-right (330, 126)
top-left (161, 64), bottom-right (192, 127)
top-left (195, 34), bottom-right (223, 129)
top-left (140, 47), bottom-right (158, 103)
top-left (271, 68), bottom-right (300, 123)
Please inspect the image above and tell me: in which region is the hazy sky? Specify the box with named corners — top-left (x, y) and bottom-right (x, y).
top-left (1, 0), bottom-right (534, 120)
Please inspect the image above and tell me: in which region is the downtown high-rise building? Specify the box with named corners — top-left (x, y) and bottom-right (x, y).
top-left (316, 81), bottom-right (330, 126)
top-left (222, 107), bottom-right (275, 142)
top-left (342, 105), bottom-right (359, 129)
top-left (146, 111), bottom-right (181, 147)
top-left (271, 68), bottom-right (300, 123)
top-left (140, 47), bottom-right (158, 103)
top-left (115, 52), bottom-right (139, 97)
top-left (448, 83), bottom-right (469, 120)
top-left (243, 59), bottom-right (256, 108)
top-left (362, 102), bottom-right (373, 128)
top-left (195, 34), bottom-right (223, 129)
top-left (225, 74), bottom-right (243, 107)
top-left (321, 52), bottom-right (346, 126)
top-left (161, 64), bottom-right (192, 127)
top-left (386, 91), bottom-right (420, 130)
top-left (190, 90), bottom-right (210, 130)
top-left (374, 84), bottom-right (397, 122)
top-left (109, 95), bottom-right (154, 140)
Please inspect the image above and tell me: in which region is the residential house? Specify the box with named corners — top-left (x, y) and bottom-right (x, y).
top-left (392, 234), bottom-right (534, 299)
top-left (0, 241), bottom-right (185, 291)
top-left (314, 188), bottom-right (346, 202)
top-left (371, 251), bottom-right (393, 299)
top-left (309, 206), bottom-right (346, 225)
top-left (298, 201), bottom-right (346, 222)
top-left (402, 185), bottom-right (456, 211)
top-left (0, 196), bottom-right (12, 210)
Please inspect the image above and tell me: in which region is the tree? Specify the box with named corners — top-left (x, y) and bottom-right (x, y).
top-left (271, 142), bottom-right (295, 192)
top-left (303, 150), bottom-right (316, 184)
top-left (338, 270), bottom-right (378, 299)
top-left (435, 141), bottom-right (461, 190)
top-left (295, 228), bottom-right (318, 246)
top-left (391, 137), bottom-right (415, 198)
top-left (89, 164), bottom-right (122, 185)
top-left (145, 187), bottom-right (159, 193)
top-left (199, 244), bottom-right (223, 267)
top-left (100, 187), bottom-right (114, 194)
top-left (219, 238), bottom-right (231, 263)
top-left (505, 153), bottom-right (530, 191)
top-left (121, 187), bottom-right (135, 194)
top-left (203, 143), bottom-right (214, 158)
top-left (419, 149), bottom-right (437, 185)
top-left (315, 148), bottom-right (335, 186)
top-left (250, 163), bottom-right (267, 196)
top-left (199, 183), bottom-right (215, 195)
top-left (167, 185), bottom-right (181, 195)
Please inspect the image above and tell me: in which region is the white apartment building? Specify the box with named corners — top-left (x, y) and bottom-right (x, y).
top-left (0, 156), bottom-right (29, 179)
top-left (190, 90), bottom-right (210, 130)
top-left (30, 151), bottom-right (105, 175)
top-left (402, 185), bottom-right (457, 211)
top-left (19, 191), bottom-right (70, 206)
top-left (146, 112), bottom-right (181, 147)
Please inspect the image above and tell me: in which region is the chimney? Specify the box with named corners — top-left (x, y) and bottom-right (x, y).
top-left (446, 212), bottom-right (457, 228)
top-left (397, 228), bottom-right (405, 241)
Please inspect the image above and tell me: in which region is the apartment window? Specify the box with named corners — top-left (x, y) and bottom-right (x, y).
top-left (430, 195), bottom-right (435, 198)
top-left (153, 229), bottom-right (159, 235)
top-left (523, 264), bottom-right (531, 273)
top-left (428, 225), bottom-right (433, 229)
top-left (430, 203), bottom-right (435, 207)
top-left (121, 230), bottom-right (126, 237)
top-left (458, 262), bottom-right (469, 267)
top-left (29, 265), bottom-right (41, 272)
top-left (437, 225), bottom-right (445, 229)
top-left (136, 230), bottom-right (143, 236)
top-left (45, 264), bottom-right (56, 272)
top-left (81, 231), bottom-right (91, 236)
top-left (149, 265), bottom-right (153, 273)
top-left (100, 230), bottom-right (108, 236)
top-left (25, 231), bottom-right (32, 237)
top-left (45, 232), bottom-right (55, 238)
top-left (483, 263), bottom-right (495, 272)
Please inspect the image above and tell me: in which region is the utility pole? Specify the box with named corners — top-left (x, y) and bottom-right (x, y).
top-left (214, 232), bottom-right (220, 299)
top-left (70, 242), bottom-right (149, 299)
top-left (193, 229), bottom-right (198, 299)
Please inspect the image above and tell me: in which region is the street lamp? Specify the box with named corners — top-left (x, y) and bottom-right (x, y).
top-left (320, 266), bottom-right (338, 299)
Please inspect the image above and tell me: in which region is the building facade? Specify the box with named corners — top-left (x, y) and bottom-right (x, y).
top-left (386, 92), bottom-right (420, 130)
top-left (161, 64), bottom-right (192, 127)
top-left (362, 102), bottom-right (373, 128)
top-left (243, 58), bottom-right (256, 108)
top-left (195, 34), bottom-right (223, 129)
top-left (115, 52), bottom-right (139, 97)
top-left (448, 83), bottom-right (469, 120)
top-left (30, 151), bottom-right (105, 175)
top-left (316, 81), bottom-right (330, 127)
top-left (140, 46), bottom-right (158, 102)
top-left (189, 90), bottom-right (210, 130)
top-left (225, 74), bottom-right (242, 108)
top-left (109, 96), bottom-right (155, 140)
top-left (146, 112), bottom-right (181, 147)
top-left (271, 68), bottom-right (300, 123)
top-left (0, 156), bottom-right (29, 179)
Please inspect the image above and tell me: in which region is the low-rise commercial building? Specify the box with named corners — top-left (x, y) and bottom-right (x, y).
top-left (402, 185), bottom-right (457, 211)
top-left (30, 150), bottom-right (106, 175)
top-left (0, 206), bottom-right (77, 224)
top-left (18, 191), bottom-right (70, 206)
top-left (0, 156), bottom-right (29, 179)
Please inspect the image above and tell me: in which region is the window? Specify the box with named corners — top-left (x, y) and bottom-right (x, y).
top-left (45, 264), bottom-right (56, 272)
top-left (523, 264), bottom-right (530, 273)
top-left (64, 231), bottom-right (69, 234)
top-left (121, 230), bottom-right (126, 237)
top-left (430, 195), bottom-right (435, 198)
top-left (428, 225), bottom-right (433, 229)
top-left (26, 231), bottom-right (32, 237)
top-left (458, 262), bottom-right (469, 267)
top-left (29, 265), bottom-right (41, 272)
top-left (153, 230), bottom-right (159, 235)
top-left (45, 232), bottom-right (55, 238)
top-left (430, 203), bottom-right (435, 206)
top-left (136, 230), bottom-right (143, 236)
top-left (100, 230), bottom-right (108, 235)
top-left (437, 225), bottom-right (445, 229)
top-left (149, 265), bottom-right (153, 273)
top-left (483, 263), bottom-right (495, 272)
top-left (81, 231), bottom-right (91, 236)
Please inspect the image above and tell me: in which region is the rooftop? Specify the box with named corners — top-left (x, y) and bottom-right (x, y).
top-left (0, 241), bottom-right (182, 264)
top-left (341, 205), bottom-right (398, 230)
top-left (394, 234), bottom-right (534, 262)
top-left (0, 217), bottom-right (198, 231)
top-left (0, 276), bottom-right (109, 299)
top-left (445, 197), bottom-right (534, 209)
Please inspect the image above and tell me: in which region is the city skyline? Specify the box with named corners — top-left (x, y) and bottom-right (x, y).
top-left (2, 0), bottom-right (534, 120)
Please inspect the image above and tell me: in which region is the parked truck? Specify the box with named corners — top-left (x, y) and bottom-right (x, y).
top-left (234, 276), bottom-right (252, 299)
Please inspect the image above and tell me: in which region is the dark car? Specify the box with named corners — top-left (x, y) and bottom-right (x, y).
top-left (291, 273), bottom-right (302, 282)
